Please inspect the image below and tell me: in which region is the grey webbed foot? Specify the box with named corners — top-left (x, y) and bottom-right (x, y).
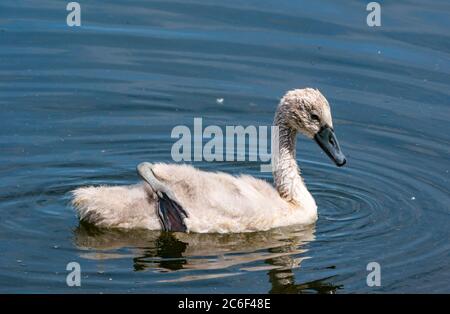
top-left (137, 162), bottom-right (188, 232)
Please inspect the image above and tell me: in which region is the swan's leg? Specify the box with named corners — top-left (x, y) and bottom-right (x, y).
top-left (137, 162), bottom-right (188, 232)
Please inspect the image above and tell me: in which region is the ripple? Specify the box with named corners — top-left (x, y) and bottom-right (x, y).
top-left (0, 0), bottom-right (449, 293)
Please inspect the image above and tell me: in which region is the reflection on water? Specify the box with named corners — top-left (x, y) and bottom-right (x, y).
top-left (74, 222), bottom-right (340, 293)
top-left (1, 0), bottom-right (449, 293)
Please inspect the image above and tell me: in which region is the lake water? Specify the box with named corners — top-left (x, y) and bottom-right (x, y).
top-left (0, 0), bottom-right (449, 293)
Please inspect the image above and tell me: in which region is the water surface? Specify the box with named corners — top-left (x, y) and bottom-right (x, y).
top-left (0, 0), bottom-right (449, 293)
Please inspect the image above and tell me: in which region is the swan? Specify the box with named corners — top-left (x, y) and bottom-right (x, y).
top-left (72, 88), bottom-right (346, 233)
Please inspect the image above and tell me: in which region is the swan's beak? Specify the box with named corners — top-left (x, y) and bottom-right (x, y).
top-left (314, 126), bottom-right (346, 167)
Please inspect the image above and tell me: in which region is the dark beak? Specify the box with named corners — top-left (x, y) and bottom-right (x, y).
top-left (314, 126), bottom-right (346, 167)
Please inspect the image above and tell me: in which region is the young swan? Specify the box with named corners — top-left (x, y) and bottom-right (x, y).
top-left (72, 88), bottom-right (346, 233)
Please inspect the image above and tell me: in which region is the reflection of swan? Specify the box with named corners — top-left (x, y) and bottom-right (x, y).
top-left (72, 88), bottom-right (346, 233)
top-left (75, 224), bottom-right (314, 271)
top-left (74, 223), bottom-right (342, 293)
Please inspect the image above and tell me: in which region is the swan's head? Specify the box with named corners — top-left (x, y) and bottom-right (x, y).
top-left (278, 88), bottom-right (346, 167)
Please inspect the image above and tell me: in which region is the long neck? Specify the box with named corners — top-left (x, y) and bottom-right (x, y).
top-left (273, 110), bottom-right (315, 208)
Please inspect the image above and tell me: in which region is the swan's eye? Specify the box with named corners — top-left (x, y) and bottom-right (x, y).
top-left (310, 114), bottom-right (320, 122)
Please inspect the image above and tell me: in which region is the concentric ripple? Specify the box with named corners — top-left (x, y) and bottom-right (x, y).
top-left (0, 0), bottom-right (449, 293)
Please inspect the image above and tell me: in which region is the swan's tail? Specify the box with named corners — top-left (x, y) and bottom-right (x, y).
top-left (71, 184), bottom-right (160, 230)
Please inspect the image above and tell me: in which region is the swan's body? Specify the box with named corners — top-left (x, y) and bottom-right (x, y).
top-left (72, 88), bottom-right (346, 233)
top-left (73, 163), bottom-right (317, 233)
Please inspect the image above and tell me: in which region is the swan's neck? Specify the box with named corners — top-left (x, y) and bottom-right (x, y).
top-left (273, 114), bottom-right (315, 209)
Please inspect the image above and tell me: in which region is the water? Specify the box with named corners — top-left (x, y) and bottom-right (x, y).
top-left (0, 0), bottom-right (449, 293)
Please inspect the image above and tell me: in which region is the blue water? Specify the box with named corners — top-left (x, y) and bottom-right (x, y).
top-left (0, 0), bottom-right (449, 293)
